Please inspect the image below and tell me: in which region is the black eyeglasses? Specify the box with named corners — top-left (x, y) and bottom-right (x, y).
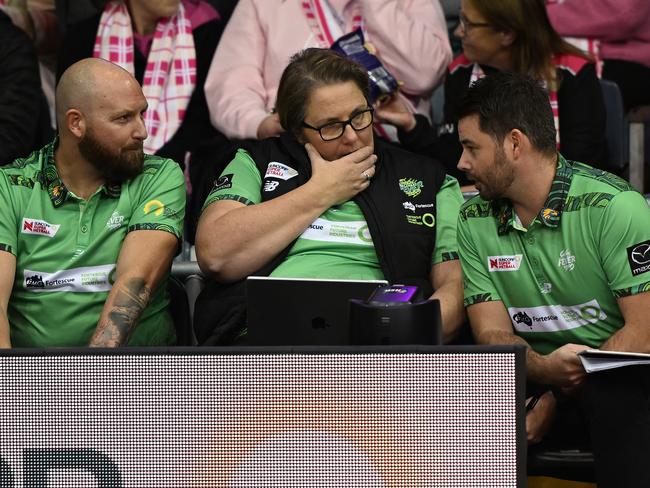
top-left (302, 107), bottom-right (374, 141)
top-left (458, 13), bottom-right (492, 33)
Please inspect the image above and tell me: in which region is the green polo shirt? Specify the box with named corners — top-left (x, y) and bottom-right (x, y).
top-left (204, 149), bottom-right (463, 280)
top-left (458, 155), bottom-right (650, 355)
top-left (0, 139), bottom-right (186, 347)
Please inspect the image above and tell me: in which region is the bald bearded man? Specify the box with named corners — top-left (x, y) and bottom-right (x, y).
top-left (0, 58), bottom-right (186, 348)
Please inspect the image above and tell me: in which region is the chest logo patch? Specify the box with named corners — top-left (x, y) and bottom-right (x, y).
top-left (399, 178), bottom-right (423, 198)
top-left (265, 162), bottom-right (298, 181)
top-left (558, 249), bottom-right (576, 271)
top-left (106, 211), bottom-right (125, 231)
top-left (21, 218), bottom-right (60, 238)
top-left (403, 201), bottom-right (416, 212)
top-left (488, 254), bottom-right (522, 272)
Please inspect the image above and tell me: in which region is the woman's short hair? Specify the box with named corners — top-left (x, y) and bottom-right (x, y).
top-left (276, 48), bottom-right (370, 138)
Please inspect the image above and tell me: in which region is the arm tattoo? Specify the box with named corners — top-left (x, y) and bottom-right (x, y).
top-left (90, 278), bottom-right (152, 347)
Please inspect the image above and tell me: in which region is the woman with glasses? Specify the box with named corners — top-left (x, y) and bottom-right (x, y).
top-left (195, 48), bottom-right (465, 345)
top-left (377, 0), bottom-right (606, 186)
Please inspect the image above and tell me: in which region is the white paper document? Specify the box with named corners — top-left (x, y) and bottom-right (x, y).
top-left (578, 349), bottom-right (650, 373)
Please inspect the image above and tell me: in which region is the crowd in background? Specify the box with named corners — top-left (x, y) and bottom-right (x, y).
top-left (2, 0), bottom-right (649, 242)
top-left (2, 3), bottom-right (650, 485)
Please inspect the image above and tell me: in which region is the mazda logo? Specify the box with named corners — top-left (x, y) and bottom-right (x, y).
top-left (632, 244), bottom-right (650, 265)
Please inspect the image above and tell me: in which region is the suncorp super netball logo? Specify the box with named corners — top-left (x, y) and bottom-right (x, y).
top-left (488, 255), bottom-right (522, 272)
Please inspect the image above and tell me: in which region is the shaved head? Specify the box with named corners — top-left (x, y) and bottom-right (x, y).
top-left (55, 58), bottom-right (149, 182)
top-left (55, 58), bottom-right (140, 129)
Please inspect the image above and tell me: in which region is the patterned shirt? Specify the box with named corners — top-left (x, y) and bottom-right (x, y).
top-left (0, 139), bottom-right (186, 347)
top-left (458, 155), bottom-right (650, 354)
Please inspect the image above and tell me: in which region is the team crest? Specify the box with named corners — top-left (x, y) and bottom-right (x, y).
top-left (399, 178), bottom-right (423, 198)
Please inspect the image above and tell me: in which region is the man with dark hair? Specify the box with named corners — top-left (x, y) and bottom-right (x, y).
top-left (195, 48), bottom-right (465, 345)
top-left (0, 58), bottom-right (185, 348)
top-left (456, 71), bottom-right (650, 487)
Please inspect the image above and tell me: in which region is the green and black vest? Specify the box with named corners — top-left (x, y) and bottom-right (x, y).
top-left (195, 133), bottom-right (446, 345)
top-left (246, 133), bottom-right (447, 296)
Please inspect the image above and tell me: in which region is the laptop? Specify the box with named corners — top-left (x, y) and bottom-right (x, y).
top-left (246, 276), bottom-right (387, 346)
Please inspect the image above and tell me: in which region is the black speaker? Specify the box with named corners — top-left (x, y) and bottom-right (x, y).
top-left (349, 299), bottom-right (441, 345)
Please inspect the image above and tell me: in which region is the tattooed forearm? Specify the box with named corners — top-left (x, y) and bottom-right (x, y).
top-left (90, 278), bottom-right (152, 347)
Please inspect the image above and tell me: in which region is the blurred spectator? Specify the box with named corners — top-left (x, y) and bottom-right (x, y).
top-left (57, 0), bottom-right (231, 242)
top-left (206, 0), bottom-right (236, 25)
top-left (439, 0), bottom-right (461, 56)
top-left (0, 0), bottom-right (57, 55)
top-left (1, 0), bottom-right (58, 130)
top-left (377, 0), bottom-right (606, 185)
top-left (0, 9), bottom-right (52, 164)
top-left (55, 0), bottom-right (106, 29)
top-left (547, 0), bottom-right (650, 113)
top-left (204, 0), bottom-right (452, 141)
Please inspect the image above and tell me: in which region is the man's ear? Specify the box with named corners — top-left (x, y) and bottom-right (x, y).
top-left (508, 129), bottom-right (527, 160)
top-left (66, 109), bottom-right (86, 139)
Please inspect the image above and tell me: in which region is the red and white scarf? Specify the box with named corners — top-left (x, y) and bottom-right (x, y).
top-left (470, 63), bottom-right (562, 150)
top-left (93, 1), bottom-right (196, 154)
top-left (301, 0), bottom-right (404, 141)
top-left (563, 37), bottom-right (602, 77)
top-left (545, 0), bottom-right (602, 77)
top-left (301, 0), bottom-right (362, 48)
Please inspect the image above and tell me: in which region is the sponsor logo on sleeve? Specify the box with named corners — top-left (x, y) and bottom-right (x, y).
top-left (487, 255), bottom-right (522, 272)
top-left (265, 162), bottom-right (298, 181)
top-left (508, 299), bottom-right (607, 332)
top-left (21, 218), bottom-right (60, 238)
top-left (211, 174), bottom-right (233, 192)
top-left (627, 240), bottom-right (650, 276)
top-left (143, 200), bottom-right (164, 216)
top-left (23, 264), bottom-right (116, 293)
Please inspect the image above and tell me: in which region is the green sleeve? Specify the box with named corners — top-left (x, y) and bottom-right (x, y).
top-left (127, 157), bottom-right (186, 239)
top-left (0, 171), bottom-right (18, 255)
top-left (598, 191), bottom-right (650, 298)
top-left (457, 207), bottom-right (502, 307)
top-left (202, 149), bottom-right (262, 211)
top-left (432, 175), bottom-right (463, 264)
